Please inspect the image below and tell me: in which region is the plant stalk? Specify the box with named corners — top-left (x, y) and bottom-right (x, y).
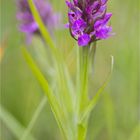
top-left (76, 43), bottom-right (97, 140)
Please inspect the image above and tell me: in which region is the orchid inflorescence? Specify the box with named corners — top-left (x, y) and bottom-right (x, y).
top-left (66, 0), bottom-right (112, 46)
top-left (17, 0), bottom-right (59, 43)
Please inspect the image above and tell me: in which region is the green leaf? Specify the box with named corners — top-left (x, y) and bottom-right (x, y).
top-left (0, 105), bottom-right (36, 140)
top-left (27, 1), bottom-right (77, 138)
top-left (80, 56), bottom-right (114, 122)
top-left (28, 0), bottom-right (74, 113)
top-left (22, 46), bottom-right (68, 140)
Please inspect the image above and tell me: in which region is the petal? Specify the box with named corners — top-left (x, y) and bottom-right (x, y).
top-left (101, 0), bottom-right (108, 5)
top-left (86, 1), bottom-right (100, 15)
top-left (68, 10), bottom-right (82, 24)
top-left (72, 19), bottom-right (87, 31)
top-left (66, 1), bottom-right (75, 10)
top-left (16, 12), bottom-right (33, 21)
top-left (73, 0), bottom-right (78, 5)
top-left (103, 13), bottom-right (112, 25)
top-left (95, 26), bottom-right (112, 39)
top-left (94, 13), bottom-right (112, 29)
top-left (92, 5), bottom-right (106, 21)
top-left (78, 34), bottom-right (90, 46)
top-left (68, 12), bottom-right (77, 24)
top-left (19, 22), bottom-right (38, 33)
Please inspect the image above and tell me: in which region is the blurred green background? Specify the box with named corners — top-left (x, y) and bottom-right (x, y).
top-left (0, 0), bottom-right (139, 140)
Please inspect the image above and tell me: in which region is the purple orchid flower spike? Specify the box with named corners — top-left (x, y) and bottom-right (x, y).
top-left (17, 0), bottom-right (60, 44)
top-left (66, 0), bottom-right (113, 47)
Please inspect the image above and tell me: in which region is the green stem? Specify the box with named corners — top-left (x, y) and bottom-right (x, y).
top-left (80, 47), bottom-right (90, 107)
top-left (89, 42), bottom-right (97, 77)
top-left (75, 46), bottom-right (89, 140)
top-left (76, 43), bottom-right (97, 140)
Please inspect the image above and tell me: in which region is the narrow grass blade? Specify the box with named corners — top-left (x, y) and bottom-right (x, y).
top-left (20, 97), bottom-right (47, 140)
top-left (0, 105), bottom-right (35, 140)
top-left (27, 1), bottom-right (76, 137)
top-left (80, 56), bottom-right (114, 122)
top-left (28, 0), bottom-right (74, 113)
top-left (22, 46), bottom-right (68, 140)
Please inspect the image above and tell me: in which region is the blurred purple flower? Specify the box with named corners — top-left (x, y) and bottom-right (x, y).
top-left (66, 0), bottom-right (113, 46)
top-left (17, 0), bottom-right (60, 43)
